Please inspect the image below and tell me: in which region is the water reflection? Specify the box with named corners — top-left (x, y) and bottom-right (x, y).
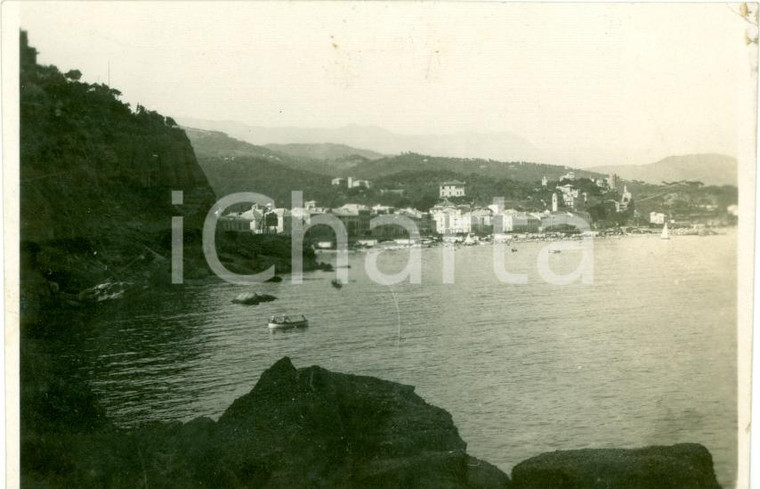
top-left (42, 233), bottom-right (738, 487)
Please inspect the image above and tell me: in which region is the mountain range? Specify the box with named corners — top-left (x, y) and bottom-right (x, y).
top-left (179, 118), bottom-right (737, 187)
top-left (590, 154), bottom-right (737, 187)
top-left (264, 143), bottom-right (385, 161)
top-left (183, 127), bottom-right (600, 184)
top-left (177, 117), bottom-right (545, 163)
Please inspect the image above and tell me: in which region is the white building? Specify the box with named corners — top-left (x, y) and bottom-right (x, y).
top-left (620, 185), bottom-right (632, 212)
top-left (336, 203), bottom-right (369, 214)
top-left (470, 208), bottom-right (493, 234)
top-left (371, 204), bottom-right (394, 215)
top-left (331, 177), bottom-right (371, 189)
top-left (351, 178), bottom-right (372, 189)
top-left (650, 212), bottom-right (666, 225)
top-left (219, 204), bottom-right (267, 233)
top-left (556, 184), bottom-right (580, 210)
top-left (494, 210), bottom-right (541, 233)
top-left (430, 201), bottom-right (471, 234)
top-left (439, 180), bottom-right (466, 198)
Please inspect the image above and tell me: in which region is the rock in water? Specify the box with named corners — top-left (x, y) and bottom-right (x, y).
top-left (77, 281), bottom-right (133, 302)
top-left (206, 357), bottom-right (511, 488)
top-left (231, 292), bottom-right (277, 305)
top-left (511, 443), bottom-right (721, 489)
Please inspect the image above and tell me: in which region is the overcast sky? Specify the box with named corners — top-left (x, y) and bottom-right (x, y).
top-left (19, 2), bottom-right (756, 167)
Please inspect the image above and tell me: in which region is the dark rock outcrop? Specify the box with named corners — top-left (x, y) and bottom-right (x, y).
top-left (205, 357), bottom-right (509, 488)
top-left (511, 443), bottom-right (721, 489)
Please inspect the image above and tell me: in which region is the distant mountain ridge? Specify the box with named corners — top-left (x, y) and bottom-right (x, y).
top-left (177, 117), bottom-right (546, 163)
top-left (184, 125), bottom-right (602, 184)
top-left (590, 154), bottom-right (737, 186)
top-left (184, 127), bottom-right (374, 176)
top-left (264, 143), bottom-right (384, 161)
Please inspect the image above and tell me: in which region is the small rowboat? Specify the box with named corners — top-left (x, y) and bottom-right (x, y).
top-left (268, 315), bottom-right (309, 330)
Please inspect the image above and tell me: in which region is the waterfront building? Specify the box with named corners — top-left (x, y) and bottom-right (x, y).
top-left (331, 207), bottom-right (371, 237)
top-left (430, 199), bottom-right (471, 234)
top-left (496, 210), bottom-right (541, 233)
top-left (470, 208), bottom-right (494, 235)
top-left (552, 193), bottom-right (559, 212)
top-left (218, 203), bottom-right (267, 233)
top-left (649, 212), bottom-right (666, 225)
top-left (371, 213), bottom-right (415, 240)
top-left (541, 211), bottom-right (591, 232)
top-left (218, 213), bottom-right (256, 233)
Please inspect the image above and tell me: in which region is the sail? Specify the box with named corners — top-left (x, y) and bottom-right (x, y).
top-left (661, 223), bottom-right (670, 240)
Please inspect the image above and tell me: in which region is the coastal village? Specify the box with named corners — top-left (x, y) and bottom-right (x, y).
top-left (217, 171), bottom-right (735, 246)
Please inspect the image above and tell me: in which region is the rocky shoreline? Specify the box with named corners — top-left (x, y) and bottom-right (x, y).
top-left (22, 356), bottom-right (722, 488)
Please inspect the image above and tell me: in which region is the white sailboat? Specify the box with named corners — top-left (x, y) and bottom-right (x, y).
top-left (660, 222), bottom-right (670, 240)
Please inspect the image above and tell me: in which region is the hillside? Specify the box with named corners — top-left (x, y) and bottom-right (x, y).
top-left (590, 154), bottom-right (737, 186)
top-left (183, 127), bottom-right (281, 160)
top-left (185, 127), bottom-right (362, 176)
top-left (19, 32), bottom-right (319, 297)
top-left (196, 156), bottom-right (335, 208)
top-left (21, 41), bottom-right (215, 245)
top-left (20, 31), bottom-right (220, 291)
top-left (351, 152), bottom-right (604, 183)
top-left (264, 142), bottom-right (385, 161)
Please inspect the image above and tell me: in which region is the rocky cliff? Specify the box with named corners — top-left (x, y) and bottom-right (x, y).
top-left (19, 32), bottom-right (318, 303)
top-left (20, 31), bottom-right (215, 243)
top-left (20, 30), bottom-right (217, 294)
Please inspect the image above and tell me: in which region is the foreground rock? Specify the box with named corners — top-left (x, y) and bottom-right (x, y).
top-left (204, 357), bottom-right (510, 488)
top-left (511, 443), bottom-right (721, 489)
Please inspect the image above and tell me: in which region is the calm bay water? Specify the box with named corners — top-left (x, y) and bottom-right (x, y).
top-left (66, 232), bottom-right (737, 486)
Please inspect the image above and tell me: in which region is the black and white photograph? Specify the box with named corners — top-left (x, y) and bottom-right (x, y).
top-left (5, 2), bottom-right (757, 488)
